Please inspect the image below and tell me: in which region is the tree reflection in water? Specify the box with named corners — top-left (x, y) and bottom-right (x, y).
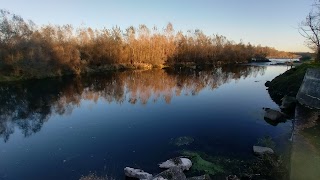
top-left (0, 65), bottom-right (265, 142)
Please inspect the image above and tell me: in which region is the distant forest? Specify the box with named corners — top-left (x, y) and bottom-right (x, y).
top-left (0, 10), bottom-right (295, 78)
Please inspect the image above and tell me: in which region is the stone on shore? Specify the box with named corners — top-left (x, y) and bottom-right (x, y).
top-left (153, 166), bottom-right (187, 180)
top-left (124, 167), bottom-right (153, 180)
top-left (159, 157), bottom-right (192, 171)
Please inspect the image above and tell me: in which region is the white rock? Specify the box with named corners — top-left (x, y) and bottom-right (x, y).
top-left (159, 157), bottom-right (192, 171)
top-left (153, 166), bottom-right (186, 180)
top-left (124, 167), bottom-right (153, 180)
top-left (180, 158), bottom-right (192, 170)
top-left (253, 146), bottom-right (274, 155)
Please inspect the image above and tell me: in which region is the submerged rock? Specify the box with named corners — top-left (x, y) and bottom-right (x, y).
top-left (253, 146), bottom-right (274, 155)
top-left (124, 167), bottom-right (153, 180)
top-left (153, 166), bottom-right (187, 180)
top-left (171, 136), bottom-right (194, 146)
top-left (264, 108), bottom-right (285, 121)
top-left (159, 157), bottom-right (192, 171)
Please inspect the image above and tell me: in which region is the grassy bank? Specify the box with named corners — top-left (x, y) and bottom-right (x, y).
top-left (268, 63), bottom-right (320, 103)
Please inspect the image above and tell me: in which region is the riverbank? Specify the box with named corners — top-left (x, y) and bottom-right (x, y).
top-left (267, 63), bottom-right (320, 104)
top-left (266, 62), bottom-right (320, 180)
top-left (0, 63), bottom-right (164, 82)
top-left (0, 62), bottom-right (244, 82)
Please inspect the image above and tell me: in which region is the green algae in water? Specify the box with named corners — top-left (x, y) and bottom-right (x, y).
top-left (170, 136), bottom-right (194, 146)
top-left (181, 151), bottom-right (224, 175)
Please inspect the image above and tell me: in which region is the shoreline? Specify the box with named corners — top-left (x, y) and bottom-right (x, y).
top-left (265, 62), bottom-right (320, 180)
top-left (0, 62), bottom-right (246, 83)
top-left (0, 61), bottom-right (298, 83)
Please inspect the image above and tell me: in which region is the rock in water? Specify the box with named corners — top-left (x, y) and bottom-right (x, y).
top-left (159, 157), bottom-right (192, 171)
top-left (253, 146), bottom-right (274, 155)
top-left (124, 167), bottom-right (153, 180)
top-left (264, 108), bottom-right (285, 121)
top-left (265, 81), bottom-right (271, 87)
top-left (153, 166), bottom-right (187, 180)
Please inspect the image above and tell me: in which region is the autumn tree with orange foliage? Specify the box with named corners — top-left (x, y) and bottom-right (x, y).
top-left (0, 10), bottom-right (293, 79)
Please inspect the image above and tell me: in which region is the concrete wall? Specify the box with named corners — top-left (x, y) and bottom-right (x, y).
top-left (296, 68), bottom-right (320, 109)
top-left (291, 104), bottom-right (320, 180)
top-left (292, 69), bottom-right (320, 179)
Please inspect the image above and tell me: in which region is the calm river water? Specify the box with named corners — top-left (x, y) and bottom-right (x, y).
top-left (0, 65), bottom-right (292, 180)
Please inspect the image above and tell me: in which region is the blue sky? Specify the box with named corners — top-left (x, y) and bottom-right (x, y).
top-left (2, 0), bottom-right (314, 52)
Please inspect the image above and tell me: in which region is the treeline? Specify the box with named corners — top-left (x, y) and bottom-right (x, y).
top-left (0, 10), bottom-right (289, 78)
top-left (267, 50), bottom-right (301, 59)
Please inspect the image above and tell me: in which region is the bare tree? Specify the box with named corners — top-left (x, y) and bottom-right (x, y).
top-left (299, 1), bottom-right (320, 62)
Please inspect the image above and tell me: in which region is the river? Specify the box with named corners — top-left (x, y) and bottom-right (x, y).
top-left (0, 65), bottom-right (292, 180)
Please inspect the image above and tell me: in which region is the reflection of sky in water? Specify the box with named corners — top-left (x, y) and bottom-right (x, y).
top-left (0, 65), bottom-right (291, 180)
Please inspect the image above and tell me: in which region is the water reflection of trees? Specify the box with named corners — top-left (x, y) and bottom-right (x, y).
top-left (0, 65), bottom-right (265, 142)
